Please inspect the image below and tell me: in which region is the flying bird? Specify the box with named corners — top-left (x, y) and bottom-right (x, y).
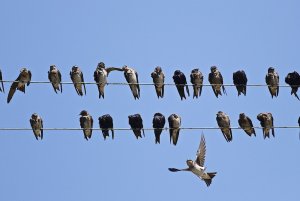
top-left (151, 66), bottom-right (165, 98)
top-left (257, 112), bottom-right (275, 139)
top-left (216, 111), bottom-right (232, 142)
top-left (99, 114), bottom-right (114, 140)
top-left (7, 68), bottom-right (32, 103)
top-left (172, 70), bottom-right (190, 100)
top-left (285, 71), bottom-right (300, 100)
top-left (48, 65), bottom-right (62, 93)
top-left (70, 66), bottom-right (86, 96)
top-left (208, 66), bottom-right (226, 97)
top-left (265, 67), bottom-right (279, 98)
top-left (168, 114), bottom-right (181, 145)
top-left (152, 113), bottom-right (166, 144)
top-left (79, 110), bottom-right (93, 140)
top-left (0, 69), bottom-right (4, 93)
top-left (122, 66), bottom-right (140, 99)
top-left (128, 114), bottom-right (144, 139)
top-left (190, 68), bottom-right (203, 98)
top-left (233, 70), bottom-right (248, 96)
top-left (168, 134), bottom-right (217, 187)
top-left (238, 113), bottom-right (256, 137)
top-left (29, 113), bottom-right (43, 140)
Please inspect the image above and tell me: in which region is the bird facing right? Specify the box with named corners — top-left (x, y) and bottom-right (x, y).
top-left (257, 112), bottom-right (275, 139)
top-left (216, 111), bottom-right (232, 142)
top-left (285, 71), bottom-right (300, 100)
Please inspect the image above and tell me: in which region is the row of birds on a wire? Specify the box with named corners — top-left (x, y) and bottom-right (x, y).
top-left (0, 64), bottom-right (300, 103)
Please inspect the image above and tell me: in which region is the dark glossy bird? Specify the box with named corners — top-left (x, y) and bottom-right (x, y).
top-left (233, 70), bottom-right (247, 96)
top-left (122, 66), bottom-right (140, 99)
top-left (208, 66), bottom-right (226, 97)
top-left (29, 113), bottom-right (43, 140)
top-left (190, 68), bottom-right (203, 98)
top-left (7, 68), bottom-right (32, 103)
top-left (0, 69), bottom-right (4, 93)
top-left (168, 114), bottom-right (181, 145)
top-left (257, 112), bottom-right (275, 139)
top-left (216, 111), bottom-right (232, 142)
top-left (79, 110), bottom-right (93, 140)
top-left (152, 113), bottom-right (166, 144)
top-left (173, 70), bottom-right (190, 100)
top-left (168, 134), bottom-right (217, 187)
top-left (128, 114), bottom-right (144, 139)
top-left (238, 113), bottom-right (256, 137)
top-left (99, 114), bottom-right (114, 140)
top-left (48, 65), bottom-right (62, 93)
top-left (70, 66), bottom-right (86, 96)
top-left (285, 71), bottom-right (300, 100)
top-left (151, 66), bottom-right (165, 98)
top-left (94, 62), bottom-right (123, 99)
top-left (265, 67), bottom-right (279, 98)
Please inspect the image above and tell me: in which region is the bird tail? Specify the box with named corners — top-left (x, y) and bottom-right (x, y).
top-left (207, 172), bottom-right (217, 179)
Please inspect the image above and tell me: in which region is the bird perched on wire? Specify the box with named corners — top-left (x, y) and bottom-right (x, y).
top-left (208, 66), bottom-right (226, 97)
top-left (233, 70), bottom-right (248, 96)
top-left (7, 68), bottom-right (32, 103)
top-left (79, 110), bottom-right (93, 140)
top-left (216, 111), bottom-right (232, 142)
top-left (190, 68), bottom-right (203, 98)
top-left (121, 65), bottom-right (140, 100)
top-left (152, 113), bottom-right (166, 144)
top-left (168, 114), bottom-right (181, 145)
top-left (128, 114), bottom-right (144, 139)
top-left (29, 113), bottom-right (43, 140)
top-left (172, 70), bottom-right (190, 100)
top-left (98, 114), bottom-right (114, 140)
top-left (265, 67), bottom-right (279, 98)
top-left (168, 134), bottom-right (217, 187)
top-left (285, 71), bottom-right (300, 100)
top-left (257, 112), bottom-right (275, 139)
top-left (151, 66), bottom-right (165, 98)
top-left (0, 69), bottom-right (4, 93)
top-left (48, 65), bottom-right (62, 93)
top-left (70, 65), bottom-right (86, 96)
top-left (238, 113), bottom-right (256, 137)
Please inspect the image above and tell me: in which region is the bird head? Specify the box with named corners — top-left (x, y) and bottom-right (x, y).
top-left (186, 160), bottom-right (194, 168)
top-left (268, 67), bottom-right (275, 73)
top-left (174, 70), bottom-right (181, 75)
top-left (239, 113), bottom-right (246, 119)
top-left (155, 66), bottom-right (162, 73)
top-left (20, 68), bottom-right (28, 73)
top-left (97, 62), bottom-right (105, 69)
top-left (72, 65), bottom-right (79, 72)
top-left (210, 66), bottom-right (217, 73)
top-left (31, 113), bottom-right (38, 120)
top-left (50, 65), bottom-right (56, 71)
top-left (79, 110), bottom-right (88, 116)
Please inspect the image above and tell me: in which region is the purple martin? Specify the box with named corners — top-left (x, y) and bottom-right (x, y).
top-left (122, 66), bottom-right (140, 100)
top-left (29, 113), bottom-right (43, 140)
top-left (265, 67), bottom-right (279, 98)
top-left (128, 114), bottom-right (144, 139)
top-left (99, 114), bottom-right (114, 140)
top-left (79, 110), bottom-right (93, 140)
top-left (70, 66), bottom-right (86, 96)
top-left (238, 113), bottom-right (256, 137)
top-left (216, 111), bottom-right (232, 142)
top-left (173, 70), bottom-right (190, 100)
top-left (285, 71), bottom-right (300, 100)
top-left (190, 68), bottom-right (203, 98)
top-left (48, 65), bottom-right (62, 93)
top-left (152, 113), bottom-right (166, 144)
top-left (208, 66), bottom-right (226, 97)
top-left (233, 70), bottom-right (247, 96)
top-left (151, 66), bottom-right (165, 98)
top-left (168, 114), bottom-right (181, 145)
top-left (257, 112), bottom-right (275, 139)
top-left (0, 69), bottom-right (4, 93)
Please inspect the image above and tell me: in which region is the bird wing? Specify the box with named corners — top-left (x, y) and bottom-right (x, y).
top-left (0, 69), bottom-right (4, 92)
top-left (80, 72), bottom-right (86, 95)
top-left (106, 67), bottom-right (123, 75)
top-left (7, 77), bottom-right (19, 103)
top-left (220, 72), bottom-right (226, 95)
top-left (276, 73), bottom-right (280, 96)
top-left (265, 74), bottom-right (273, 95)
top-left (270, 114), bottom-right (275, 137)
top-left (40, 118), bottom-right (44, 140)
top-left (58, 70), bottom-right (62, 92)
top-left (27, 70), bottom-right (32, 86)
top-left (80, 117), bottom-right (85, 129)
top-left (90, 116), bottom-right (94, 134)
top-left (93, 70), bottom-right (100, 83)
top-left (135, 71), bottom-right (140, 97)
top-left (195, 134), bottom-right (206, 167)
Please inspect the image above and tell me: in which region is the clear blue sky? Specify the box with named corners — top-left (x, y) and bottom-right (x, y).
top-left (0, 0), bottom-right (299, 200)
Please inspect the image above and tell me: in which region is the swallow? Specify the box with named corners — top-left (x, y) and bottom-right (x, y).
top-left (265, 67), bottom-right (279, 98)
top-left (257, 112), bottom-right (275, 139)
top-left (168, 134), bottom-right (217, 187)
top-left (173, 70), bottom-right (190, 100)
top-left (190, 68), bottom-right (203, 98)
top-left (285, 71), bottom-right (300, 100)
top-left (216, 111), bottom-right (232, 142)
top-left (0, 69), bottom-right (4, 93)
top-left (70, 66), bottom-right (86, 96)
top-left (208, 66), bottom-right (226, 97)
top-left (29, 113), bottom-right (43, 140)
top-left (233, 70), bottom-right (248, 96)
top-left (99, 114), bottom-right (114, 140)
top-left (128, 114), bottom-right (144, 139)
top-left (122, 65), bottom-right (140, 99)
top-left (7, 68), bottom-right (32, 103)
top-left (152, 113), bottom-right (166, 144)
top-left (151, 66), bottom-right (165, 98)
top-left (94, 62), bottom-right (123, 99)
top-left (238, 113), bottom-right (256, 137)
top-left (79, 110), bottom-right (93, 140)
top-left (48, 65), bottom-right (62, 93)
top-left (168, 114), bottom-right (181, 145)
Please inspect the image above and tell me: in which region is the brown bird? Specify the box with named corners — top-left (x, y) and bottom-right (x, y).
top-left (168, 114), bottom-right (181, 145)
top-left (0, 69), bottom-right (4, 93)
top-left (238, 113), bottom-right (256, 137)
top-left (208, 66), bottom-right (226, 97)
top-left (122, 66), bottom-right (140, 100)
top-left (70, 66), bottom-right (86, 96)
top-left (190, 68), bottom-right (204, 98)
top-left (216, 111), bottom-right (232, 142)
top-left (151, 66), bottom-right (165, 98)
top-left (79, 110), bottom-right (93, 140)
top-left (48, 65), bottom-right (62, 93)
top-left (257, 112), bottom-right (275, 139)
top-left (265, 67), bottom-right (279, 98)
top-left (29, 113), bottom-right (43, 140)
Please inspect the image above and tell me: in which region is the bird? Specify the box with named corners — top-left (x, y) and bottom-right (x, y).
top-left (128, 114), bottom-right (144, 139)
top-left (48, 65), bottom-right (62, 93)
top-left (168, 134), bottom-right (217, 187)
top-left (190, 68), bottom-right (203, 98)
top-left (0, 69), bottom-right (4, 93)
top-left (233, 70), bottom-right (248, 96)
top-left (122, 65), bottom-right (140, 99)
top-left (152, 113), bottom-right (166, 144)
top-left (265, 67), bottom-right (279, 98)
top-left (79, 110), bottom-right (93, 140)
top-left (29, 113), bottom-right (43, 140)
top-left (7, 68), bottom-right (32, 103)
top-left (216, 111), bottom-right (232, 142)
top-left (172, 70), bottom-right (190, 100)
top-left (98, 114), bottom-right (114, 140)
top-left (238, 113), bottom-right (256, 137)
top-left (208, 66), bottom-right (226, 97)
top-left (94, 62), bottom-right (123, 99)
top-left (70, 65), bottom-right (86, 96)
top-left (168, 114), bottom-right (181, 145)
top-left (151, 66), bottom-right (165, 98)
top-left (285, 71), bottom-right (300, 100)
top-left (257, 112), bottom-right (275, 139)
